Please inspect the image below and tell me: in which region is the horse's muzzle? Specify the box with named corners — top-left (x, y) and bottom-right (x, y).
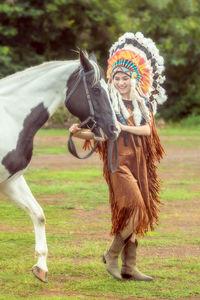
top-left (107, 124), bottom-right (119, 141)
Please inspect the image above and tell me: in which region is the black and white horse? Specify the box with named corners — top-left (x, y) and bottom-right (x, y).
top-left (0, 50), bottom-right (119, 282)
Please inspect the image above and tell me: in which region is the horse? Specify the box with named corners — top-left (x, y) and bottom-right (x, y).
top-left (0, 50), bottom-right (119, 282)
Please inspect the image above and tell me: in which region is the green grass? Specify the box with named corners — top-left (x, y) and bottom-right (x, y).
top-left (36, 124), bottom-right (200, 137)
top-left (33, 136), bottom-right (69, 155)
top-left (158, 115), bottom-right (200, 136)
top-left (160, 136), bottom-right (200, 147)
top-left (158, 127), bottom-right (200, 136)
top-left (26, 167), bottom-right (103, 182)
top-left (0, 126), bottom-right (199, 299)
top-left (36, 128), bottom-right (68, 136)
top-left (161, 187), bottom-right (200, 201)
top-left (33, 146), bottom-right (68, 155)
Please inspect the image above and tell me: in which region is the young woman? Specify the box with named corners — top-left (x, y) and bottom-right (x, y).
top-left (69, 32), bottom-right (167, 281)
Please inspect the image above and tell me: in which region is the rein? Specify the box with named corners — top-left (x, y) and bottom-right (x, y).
top-left (65, 68), bottom-right (118, 173)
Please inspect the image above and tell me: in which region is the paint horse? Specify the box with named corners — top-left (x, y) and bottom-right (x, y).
top-left (0, 50), bottom-right (119, 282)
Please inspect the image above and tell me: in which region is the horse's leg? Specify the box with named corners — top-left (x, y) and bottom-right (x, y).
top-left (1, 175), bottom-right (48, 282)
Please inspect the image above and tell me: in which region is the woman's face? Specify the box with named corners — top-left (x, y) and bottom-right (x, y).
top-left (113, 72), bottom-right (131, 99)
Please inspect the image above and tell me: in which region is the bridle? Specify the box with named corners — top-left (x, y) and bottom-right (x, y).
top-left (66, 69), bottom-right (98, 131)
top-left (65, 68), bottom-right (118, 173)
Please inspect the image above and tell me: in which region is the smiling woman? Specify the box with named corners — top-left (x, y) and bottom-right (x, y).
top-left (113, 73), bottom-right (132, 100)
top-left (101, 32), bottom-right (167, 282)
top-left (70, 32), bottom-right (167, 282)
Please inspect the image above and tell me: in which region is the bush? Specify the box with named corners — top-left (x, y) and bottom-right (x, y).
top-left (179, 114), bottom-right (200, 128)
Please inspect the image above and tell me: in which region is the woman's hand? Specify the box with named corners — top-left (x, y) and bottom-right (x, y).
top-left (69, 124), bottom-right (81, 135)
top-left (69, 123), bottom-right (94, 140)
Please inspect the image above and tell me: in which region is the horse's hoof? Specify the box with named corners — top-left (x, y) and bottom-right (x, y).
top-left (32, 265), bottom-right (48, 283)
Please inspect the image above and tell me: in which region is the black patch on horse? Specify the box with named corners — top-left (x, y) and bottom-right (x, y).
top-left (2, 103), bottom-right (49, 177)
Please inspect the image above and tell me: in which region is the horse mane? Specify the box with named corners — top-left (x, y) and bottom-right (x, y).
top-left (0, 60), bottom-right (76, 86)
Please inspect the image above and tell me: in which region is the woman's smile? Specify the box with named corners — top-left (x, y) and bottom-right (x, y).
top-left (113, 72), bottom-right (131, 99)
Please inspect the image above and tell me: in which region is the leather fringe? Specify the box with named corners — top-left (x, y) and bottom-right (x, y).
top-left (140, 114), bottom-right (165, 232)
top-left (82, 139), bottom-right (103, 160)
top-left (82, 115), bottom-right (165, 236)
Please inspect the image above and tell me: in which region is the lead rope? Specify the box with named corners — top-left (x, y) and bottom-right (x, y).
top-left (68, 133), bottom-right (100, 159)
top-left (68, 133), bottom-right (118, 173)
top-left (107, 140), bottom-right (118, 173)
top-left (66, 68), bottom-right (118, 172)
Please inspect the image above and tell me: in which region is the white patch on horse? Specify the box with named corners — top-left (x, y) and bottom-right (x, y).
top-left (0, 61), bottom-right (79, 182)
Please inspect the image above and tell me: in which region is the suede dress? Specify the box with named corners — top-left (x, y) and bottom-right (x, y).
top-left (101, 100), bottom-right (164, 236)
top-left (84, 100), bottom-right (164, 236)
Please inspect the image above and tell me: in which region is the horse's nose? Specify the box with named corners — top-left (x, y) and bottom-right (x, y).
top-left (109, 125), bottom-right (117, 132)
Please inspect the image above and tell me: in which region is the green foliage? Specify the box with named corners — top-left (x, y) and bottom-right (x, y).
top-left (0, 0), bottom-right (200, 121)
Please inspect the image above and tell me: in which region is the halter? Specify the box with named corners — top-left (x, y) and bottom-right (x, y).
top-left (65, 69), bottom-right (97, 131)
top-left (65, 68), bottom-right (118, 173)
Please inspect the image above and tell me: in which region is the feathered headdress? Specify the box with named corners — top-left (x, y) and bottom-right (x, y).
top-left (107, 32), bottom-right (167, 125)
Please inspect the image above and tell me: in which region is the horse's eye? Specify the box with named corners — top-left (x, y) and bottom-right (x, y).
top-left (92, 86), bottom-right (101, 96)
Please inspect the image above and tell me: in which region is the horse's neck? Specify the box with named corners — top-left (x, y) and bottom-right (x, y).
top-left (0, 61), bottom-right (79, 116)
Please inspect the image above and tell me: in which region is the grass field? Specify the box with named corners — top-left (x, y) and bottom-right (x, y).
top-left (0, 126), bottom-right (200, 299)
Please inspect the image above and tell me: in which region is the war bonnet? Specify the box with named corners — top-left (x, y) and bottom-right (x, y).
top-left (107, 32), bottom-right (167, 126)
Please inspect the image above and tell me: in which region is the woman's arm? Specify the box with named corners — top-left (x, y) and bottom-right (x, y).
top-left (119, 123), bottom-right (151, 136)
top-left (69, 124), bottom-right (94, 140)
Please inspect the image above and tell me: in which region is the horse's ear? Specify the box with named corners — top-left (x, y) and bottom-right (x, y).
top-left (89, 52), bottom-right (98, 64)
top-left (79, 50), bottom-right (92, 72)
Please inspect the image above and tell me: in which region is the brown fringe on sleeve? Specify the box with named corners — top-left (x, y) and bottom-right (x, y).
top-left (141, 114), bottom-right (165, 231)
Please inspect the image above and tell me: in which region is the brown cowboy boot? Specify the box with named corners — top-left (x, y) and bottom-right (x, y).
top-left (103, 233), bottom-right (125, 280)
top-left (121, 239), bottom-right (153, 281)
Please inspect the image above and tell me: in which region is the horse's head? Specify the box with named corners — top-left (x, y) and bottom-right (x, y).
top-left (65, 50), bottom-right (119, 141)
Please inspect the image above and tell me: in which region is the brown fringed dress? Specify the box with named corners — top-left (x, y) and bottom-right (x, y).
top-left (83, 100), bottom-right (165, 236)
top-left (101, 100), bottom-right (165, 236)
